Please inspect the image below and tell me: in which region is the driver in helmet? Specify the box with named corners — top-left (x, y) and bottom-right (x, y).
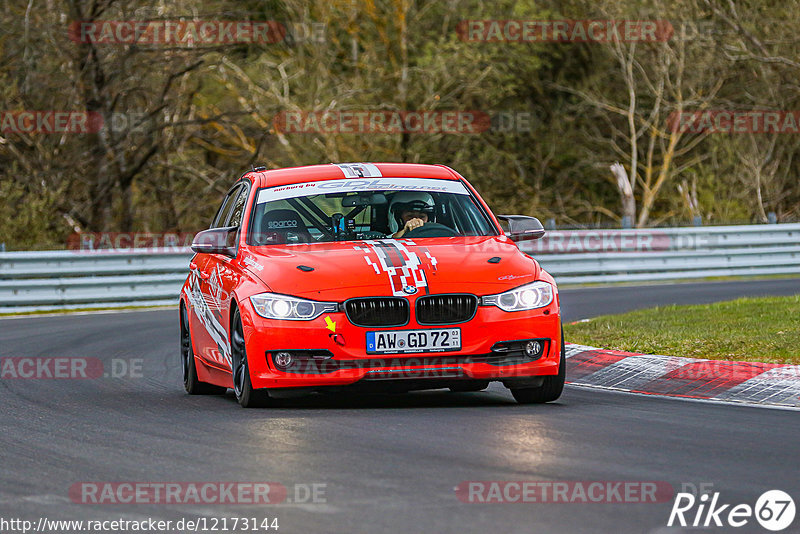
top-left (388, 191), bottom-right (435, 238)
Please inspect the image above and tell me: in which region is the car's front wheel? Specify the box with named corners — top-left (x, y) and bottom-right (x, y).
top-left (510, 329), bottom-right (566, 404)
top-left (231, 306), bottom-right (271, 408)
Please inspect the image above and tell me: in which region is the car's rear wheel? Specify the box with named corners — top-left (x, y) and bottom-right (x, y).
top-left (231, 306), bottom-right (271, 408)
top-left (510, 329), bottom-right (566, 404)
top-left (449, 380), bottom-right (490, 392)
top-left (181, 305), bottom-right (226, 395)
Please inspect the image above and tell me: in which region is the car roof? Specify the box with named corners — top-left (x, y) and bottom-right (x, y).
top-left (244, 163), bottom-right (462, 188)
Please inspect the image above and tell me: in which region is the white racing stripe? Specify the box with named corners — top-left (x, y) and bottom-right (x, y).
top-left (334, 163), bottom-right (382, 178)
top-left (353, 240), bottom-right (433, 297)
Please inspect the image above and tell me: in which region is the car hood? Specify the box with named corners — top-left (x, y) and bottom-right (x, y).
top-left (242, 236), bottom-right (541, 300)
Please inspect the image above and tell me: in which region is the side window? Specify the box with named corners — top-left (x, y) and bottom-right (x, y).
top-left (210, 185), bottom-right (242, 228)
top-left (227, 186), bottom-right (249, 228)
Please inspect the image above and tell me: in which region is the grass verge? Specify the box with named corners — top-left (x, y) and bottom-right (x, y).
top-left (564, 295), bottom-right (800, 364)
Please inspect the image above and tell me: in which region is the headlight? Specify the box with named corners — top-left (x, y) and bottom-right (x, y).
top-left (249, 293), bottom-right (338, 320)
top-left (481, 281), bottom-right (554, 312)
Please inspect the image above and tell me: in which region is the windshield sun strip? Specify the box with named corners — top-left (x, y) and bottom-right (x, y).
top-left (247, 180), bottom-right (498, 245)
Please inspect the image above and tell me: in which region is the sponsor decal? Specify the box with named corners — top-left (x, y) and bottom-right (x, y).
top-left (353, 240), bottom-right (437, 297)
top-left (256, 177), bottom-right (469, 204)
top-left (242, 255), bottom-right (264, 272)
top-left (498, 274), bottom-right (530, 281)
top-left (266, 219), bottom-right (298, 229)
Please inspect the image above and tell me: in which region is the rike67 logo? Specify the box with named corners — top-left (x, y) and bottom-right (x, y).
top-left (668, 489), bottom-right (795, 531)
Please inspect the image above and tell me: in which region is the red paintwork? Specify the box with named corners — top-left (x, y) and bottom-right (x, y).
top-left (181, 163), bottom-right (562, 391)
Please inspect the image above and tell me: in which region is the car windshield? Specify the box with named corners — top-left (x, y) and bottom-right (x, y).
top-left (247, 177), bottom-right (497, 245)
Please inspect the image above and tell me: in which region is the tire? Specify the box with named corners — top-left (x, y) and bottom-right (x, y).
top-left (449, 380), bottom-right (490, 393)
top-left (510, 328), bottom-right (566, 404)
top-left (230, 306), bottom-right (271, 408)
top-left (181, 305), bottom-right (227, 395)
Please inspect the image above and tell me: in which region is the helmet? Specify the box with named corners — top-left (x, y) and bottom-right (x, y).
top-left (388, 191), bottom-right (435, 233)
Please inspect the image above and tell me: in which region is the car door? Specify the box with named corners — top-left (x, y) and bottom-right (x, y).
top-left (189, 184), bottom-right (244, 370)
top-left (196, 182), bottom-right (251, 371)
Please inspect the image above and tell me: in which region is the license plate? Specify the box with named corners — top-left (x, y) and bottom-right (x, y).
top-left (366, 328), bottom-right (461, 354)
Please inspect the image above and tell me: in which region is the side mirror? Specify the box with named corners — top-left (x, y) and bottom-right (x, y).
top-left (496, 215), bottom-right (546, 241)
top-left (191, 226), bottom-right (238, 256)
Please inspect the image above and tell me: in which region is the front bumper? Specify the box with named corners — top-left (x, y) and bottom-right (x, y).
top-left (239, 298), bottom-right (562, 390)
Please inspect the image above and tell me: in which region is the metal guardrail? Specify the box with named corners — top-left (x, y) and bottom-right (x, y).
top-left (520, 223), bottom-right (800, 284)
top-left (0, 250), bottom-right (191, 313)
top-left (0, 223), bottom-right (798, 313)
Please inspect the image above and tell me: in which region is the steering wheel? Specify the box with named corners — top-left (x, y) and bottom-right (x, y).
top-left (403, 222), bottom-right (459, 238)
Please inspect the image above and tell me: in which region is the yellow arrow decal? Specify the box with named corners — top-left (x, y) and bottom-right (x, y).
top-left (325, 316), bottom-right (336, 333)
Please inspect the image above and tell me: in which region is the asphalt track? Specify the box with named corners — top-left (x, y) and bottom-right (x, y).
top-left (1, 278), bottom-right (799, 534)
